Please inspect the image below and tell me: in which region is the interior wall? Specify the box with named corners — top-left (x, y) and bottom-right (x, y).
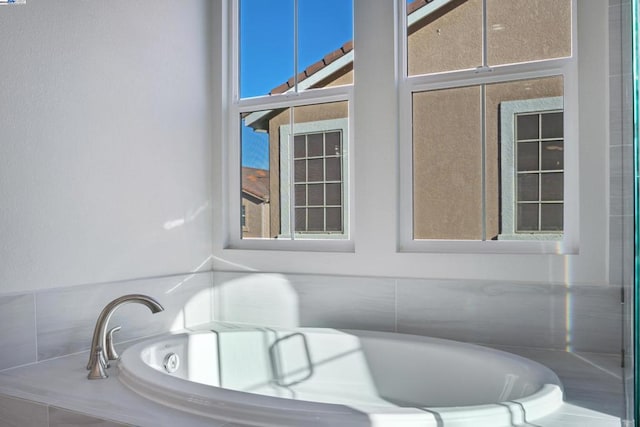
top-left (0, 0), bottom-right (214, 293)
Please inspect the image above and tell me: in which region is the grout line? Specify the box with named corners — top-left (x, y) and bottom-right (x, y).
top-left (394, 279), bottom-right (398, 333)
top-left (32, 292), bottom-right (39, 364)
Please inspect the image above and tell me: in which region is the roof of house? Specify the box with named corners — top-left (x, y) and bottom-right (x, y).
top-left (242, 167), bottom-right (270, 202)
top-left (268, 0), bottom-right (442, 95)
top-left (244, 0), bottom-right (453, 130)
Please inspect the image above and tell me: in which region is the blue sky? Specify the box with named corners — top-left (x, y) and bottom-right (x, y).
top-left (240, 0), bottom-right (353, 169)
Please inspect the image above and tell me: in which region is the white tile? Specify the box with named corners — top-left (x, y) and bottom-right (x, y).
top-left (213, 271), bottom-right (396, 331)
top-left (0, 294), bottom-right (36, 370)
top-left (36, 272), bottom-right (213, 361)
top-left (397, 279), bottom-right (567, 349)
top-left (0, 394), bottom-right (48, 427)
top-left (49, 406), bottom-right (129, 426)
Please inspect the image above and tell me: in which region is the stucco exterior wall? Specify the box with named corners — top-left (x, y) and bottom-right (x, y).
top-left (258, 0), bottom-right (570, 240)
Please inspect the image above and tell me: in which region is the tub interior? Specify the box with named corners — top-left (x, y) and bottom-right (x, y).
top-left (139, 324), bottom-right (560, 408)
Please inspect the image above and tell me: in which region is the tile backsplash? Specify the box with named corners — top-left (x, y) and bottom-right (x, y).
top-left (0, 270), bottom-right (622, 373)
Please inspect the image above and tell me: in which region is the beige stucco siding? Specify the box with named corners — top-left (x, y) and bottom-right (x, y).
top-left (259, 0), bottom-right (570, 240)
top-left (413, 86), bottom-right (483, 240)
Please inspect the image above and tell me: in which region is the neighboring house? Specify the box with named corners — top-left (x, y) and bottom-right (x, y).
top-left (243, 0), bottom-right (568, 241)
top-left (241, 167), bottom-right (270, 238)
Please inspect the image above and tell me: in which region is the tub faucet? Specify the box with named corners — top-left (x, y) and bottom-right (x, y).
top-left (86, 294), bottom-right (164, 380)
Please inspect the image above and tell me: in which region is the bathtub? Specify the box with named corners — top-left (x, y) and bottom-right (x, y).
top-left (118, 322), bottom-right (563, 426)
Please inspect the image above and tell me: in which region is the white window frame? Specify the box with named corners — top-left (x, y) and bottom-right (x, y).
top-left (213, 1), bottom-right (609, 284)
top-left (226, 0), bottom-right (354, 252)
top-left (499, 96), bottom-right (564, 241)
top-left (279, 118), bottom-right (349, 240)
top-left (397, 0), bottom-right (579, 254)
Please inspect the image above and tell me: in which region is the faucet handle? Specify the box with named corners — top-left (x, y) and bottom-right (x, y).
top-left (106, 325), bottom-right (122, 361)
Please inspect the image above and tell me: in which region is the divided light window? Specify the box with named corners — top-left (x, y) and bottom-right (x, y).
top-left (401, 0), bottom-right (576, 251)
top-left (232, 0), bottom-right (354, 245)
top-left (515, 111), bottom-right (564, 233)
top-left (294, 130), bottom-right (343, 233)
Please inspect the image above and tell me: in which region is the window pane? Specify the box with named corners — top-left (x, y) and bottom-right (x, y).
top-left (295, 208), bottom-right (307, 232)
top-left (298, 0), bottom-right (353, 86)
top-left (485, 76), bottom-right (564, 239)
top-left (408, 0), bottom-right (483, 76)
top-left (294, 160), bottom-right (306, 182)
top-left (241, 108), bottom-right (275, 239)
top-left (290, 102), bottom-right (348, 236)
top-left (241, 0), bottom-right (353, 98)
top-left (517, 142), bottom-right (539, 171)
top-left (487, 0), bottom-right (571, 66)
top-left (240, 0), bottom-right (294, 98)
top-left (541, 112), bottom-right (563, 139)
top-left (541, 203), bottom-right (563, 231)
top-left (325, 131), bottom-right (341, 156)
top-left (517, 115), bottom-right (539, 140)
top-left (246, 102), bottom-right (346, 237)
top-left (307, 133), bottom-right (324, 157)
top-left (295, 185), bottom-right (306, 207)
top-left (541, 173), bottom-right (563, 201)
top-left (326, 183), bottom-right (341, 205)
top-left (517, 204), bottom-right (539, 231)
top-left (326, 207), bottom-right (342, 231)
top-left (518, 174), bottom-right (539, 202)
top-left (307, 159), bottom-right (324, 182)
top-left (541, 141), bottom-right (563, 170)
top-left (326, 157), bottom-right (341, 181)
top-left (294, 135), bottom-right (306, 158)
top-left (413, 85), bottom-right (482, 240)
top-left (307, 208), bottom-right (324, 231)
top-left (308, 184), bottom-right (324, 205)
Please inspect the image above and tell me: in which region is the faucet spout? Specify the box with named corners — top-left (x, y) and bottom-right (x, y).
top-left (86, 294), bottom-right (164, 379)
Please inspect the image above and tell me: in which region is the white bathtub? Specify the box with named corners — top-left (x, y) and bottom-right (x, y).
top-left (118, 322), bottom-right (563, 426)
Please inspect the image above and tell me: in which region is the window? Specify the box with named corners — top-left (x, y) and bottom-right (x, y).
top-left (279, 119), bottom-right (348, 238)
top-left (499, 97), bottom-right (564, 240)
top-left (231, 0), bottom-right (354, 247)
top-left (400, 0), bottom-right (576, 252)
top-left (217, 1), bottom-right (609, 281)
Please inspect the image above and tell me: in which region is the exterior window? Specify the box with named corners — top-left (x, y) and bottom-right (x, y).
top-left (499, 97), bottom-right (564, 240)
top-left (294, 131), bottom-right (343, 233)
top-left (401, 0), bottom-right (575, 250)
top-left (279, 119), bottom-right (348, 238)
top-left (232, 0), bottom-right (353, 245)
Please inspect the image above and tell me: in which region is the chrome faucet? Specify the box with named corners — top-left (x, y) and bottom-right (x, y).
top-left (86, 294), bottom-right (164, 380)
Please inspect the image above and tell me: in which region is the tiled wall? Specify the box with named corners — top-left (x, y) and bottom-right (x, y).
top-left (0, 394), bottom-right (128, 427)
top-left (0, 270), bottom-right (621, 376)
top-left (0, 271), bottom-right (213, 372)
top-left (211, 271), bottom-right (622, 354)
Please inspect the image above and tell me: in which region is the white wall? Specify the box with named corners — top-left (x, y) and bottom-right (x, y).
top-left (0, 0), bottom-right (213, 293)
